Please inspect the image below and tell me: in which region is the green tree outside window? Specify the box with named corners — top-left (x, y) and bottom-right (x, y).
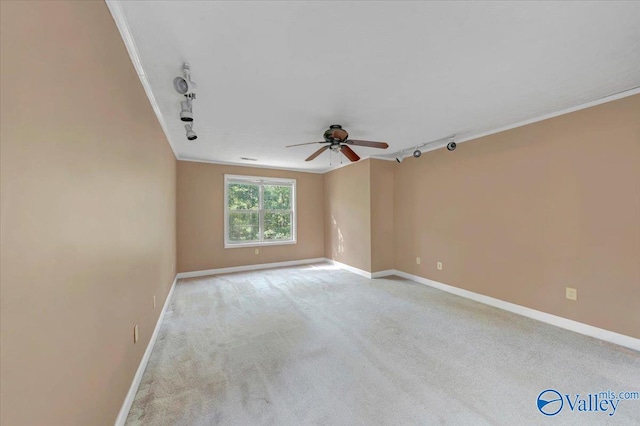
top-left (226, 177), bottom-right (295, 245)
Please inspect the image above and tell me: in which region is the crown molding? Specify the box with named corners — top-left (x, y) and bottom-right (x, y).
top-left (377, 86), bottom-right (640, 159)
top-left (455, 86), bottom-right (640, 145)
top-left (177, 157), bottom-right (328, 174)
top-left (106, 0), bottom-right (179, 159)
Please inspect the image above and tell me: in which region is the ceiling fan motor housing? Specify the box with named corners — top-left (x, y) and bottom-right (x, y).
top-left (325, 124), bottom-right (348, 142)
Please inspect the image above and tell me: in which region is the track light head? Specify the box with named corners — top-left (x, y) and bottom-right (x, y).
top-left (173, 62), bottom-right (197, 97)
top-left (179, 99), bottom-right (193, 122)
top-left (447, 141), bottom-right (457, 151)
top-left (185, 123), bottom-right (197, 141)
top-left (413, 149), bottom-right (422, 158)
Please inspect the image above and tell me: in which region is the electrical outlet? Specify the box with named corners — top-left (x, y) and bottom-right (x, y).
top-left (153, 295), bottom-right (156, 309)
top-left (255, 248), bottom-right (260, 255)
top-left (133, 324), bottom-right (139, 343)
top-left (416, 257), bottom-right (421, 265)
top-left (437, 262), bottom-right (443, 270)
top-left (566, 287), bottom-right (577, 301)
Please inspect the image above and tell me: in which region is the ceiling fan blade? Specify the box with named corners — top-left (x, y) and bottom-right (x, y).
top-left (346, 140), bottom-right (389, 149)
top-left (305, 145), bottom-right (330, 161)
top-left (340, 145), bottom-right (361, 162)
top-left (286, 141), bottom-right (325, 148)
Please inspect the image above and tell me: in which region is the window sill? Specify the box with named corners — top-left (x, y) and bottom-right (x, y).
top-left (224, 240), bottom-right (297, 249)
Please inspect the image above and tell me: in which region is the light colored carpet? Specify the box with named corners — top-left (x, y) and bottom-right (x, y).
top-left (126, 264), bottom-right (640, 425)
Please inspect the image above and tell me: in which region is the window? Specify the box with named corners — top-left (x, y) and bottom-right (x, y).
top-left (224, 175), bottom-right (296, 248)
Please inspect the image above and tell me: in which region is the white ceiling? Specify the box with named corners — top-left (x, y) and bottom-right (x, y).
top-left (109, 1), bottom-right (640, 172)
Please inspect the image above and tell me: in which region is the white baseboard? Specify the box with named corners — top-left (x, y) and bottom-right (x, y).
top-left (114, 275), bottom-right (178, 426)
top-left (391, 270), bottom-right (640, 353)
top-left (371, 269), bottom-right (395, 278)
top-left (324, 259), bottom-right (373, 278)
top-left (324, 260), bottom-right (639, 351)
top-left (175, 257), bottom-right (327, 279)
top-left (179, 257), bottom-right (380, 280)
top-left (323, 259), bottom-right (395, 279)
top-left (186, 256), bottom-right (638, 352)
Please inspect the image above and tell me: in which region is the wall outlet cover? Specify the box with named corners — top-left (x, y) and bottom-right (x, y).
top-left (134, 324), bottom-right (139, 343)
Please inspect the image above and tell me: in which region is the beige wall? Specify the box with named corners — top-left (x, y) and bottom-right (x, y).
top-left (370, 159), bottom-right (396, 273)
top-left (0, 2), bottom-right (177, 426)
top-left (176, 161), bottom-right (324, 272)
top-left (394, 95), bottom-right (640, 338)
top-left (324, 160), bottom-right (372, 272)
top-left (324, 158), bottom-right (396, 273)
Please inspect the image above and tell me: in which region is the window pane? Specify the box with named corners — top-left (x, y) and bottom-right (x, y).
top-left (228, 212), bottom-right (259, 241)
top-left (264, 212), bottom-right (292, 240)
top-left (228, 183), bottom-right (259, 210)
top-left (263, 185), bottom-right (291, 210)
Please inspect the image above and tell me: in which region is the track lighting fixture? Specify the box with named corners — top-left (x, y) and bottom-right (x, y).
top-left (392, 135), bottom-right (456, 163)
top-left (174, 62), bottom-right (199, 140)
top-left (180, 99), bottom-right (193, 122)
top-left (185, 123), bottom-right (197, 141)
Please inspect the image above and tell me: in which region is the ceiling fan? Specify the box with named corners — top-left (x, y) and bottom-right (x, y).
top-left (286, 125), bottom-right (389, 162)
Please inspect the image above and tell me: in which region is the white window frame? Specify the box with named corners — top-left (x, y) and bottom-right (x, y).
top-left (224, 174), bottom-right (297, 248)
